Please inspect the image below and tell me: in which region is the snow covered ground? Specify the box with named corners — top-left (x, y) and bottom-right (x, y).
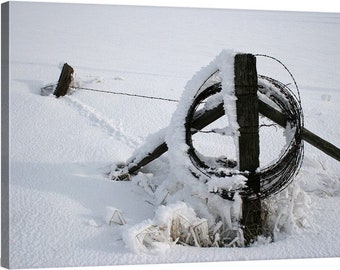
top-left (4, 1), bottom-right (340, 268)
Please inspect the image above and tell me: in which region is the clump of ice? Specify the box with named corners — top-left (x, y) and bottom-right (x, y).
top-left (122, 201), bottom-right (245, 253)
top-left (264, 181), bottom-right (312, 240)
top-left (122, 202), bottom-right (195, 253)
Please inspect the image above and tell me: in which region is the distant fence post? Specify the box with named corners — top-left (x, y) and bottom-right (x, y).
top-left (54, 63), bottom-right (74, 98)
top-left (234, 53), bottom-right (262, 245)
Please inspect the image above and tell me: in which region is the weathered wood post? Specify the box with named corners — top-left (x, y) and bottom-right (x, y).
top-left (234, 53), bottom-right (262, 245)
top-left (54, 63), bottom-right (74, 98)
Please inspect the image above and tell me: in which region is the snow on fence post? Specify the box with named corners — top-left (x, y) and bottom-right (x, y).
top-left (54, 63), bottom-right (74, 98)
top-left (234, 53), bottom-right (262, 245)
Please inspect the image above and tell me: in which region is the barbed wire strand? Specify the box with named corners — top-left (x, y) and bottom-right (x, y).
top-left (41, 83), bottom-right (180, 103)
top-left (70, 86), bottom-right (180, 103)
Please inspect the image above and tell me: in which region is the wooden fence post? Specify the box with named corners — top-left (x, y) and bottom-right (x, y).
top-left (234, 53), bottom-right (262, 245)
top-left (54, 63), bottom-right (74, 98)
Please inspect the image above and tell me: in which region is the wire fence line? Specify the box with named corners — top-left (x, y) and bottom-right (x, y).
top-left (41, 83), bottom-right (180, 103)
top-left (70, 86), bottom-right (180, 103)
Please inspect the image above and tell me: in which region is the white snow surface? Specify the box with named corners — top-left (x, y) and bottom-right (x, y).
top-left (5, 2), bottom-right (340, 268)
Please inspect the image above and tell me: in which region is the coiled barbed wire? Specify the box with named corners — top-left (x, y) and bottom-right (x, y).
top-left (185, 56), bottom-right (304, 201)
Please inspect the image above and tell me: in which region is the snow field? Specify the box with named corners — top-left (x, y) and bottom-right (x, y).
top-left (5, 2), bottom-right (340, 268)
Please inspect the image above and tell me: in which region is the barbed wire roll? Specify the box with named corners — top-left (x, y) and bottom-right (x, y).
top-left (185, 72), bottom-right (304, 201)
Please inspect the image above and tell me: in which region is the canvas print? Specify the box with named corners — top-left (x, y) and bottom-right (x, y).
top-left (1, 1), bottom-right (340, 268)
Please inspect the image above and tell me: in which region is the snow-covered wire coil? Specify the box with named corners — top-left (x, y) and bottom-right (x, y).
top-left (185, 68), bottom-right (304, 201)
